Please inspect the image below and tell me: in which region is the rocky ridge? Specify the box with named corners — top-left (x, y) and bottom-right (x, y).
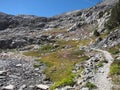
top-left (0, 0), bottom-right (118, 49)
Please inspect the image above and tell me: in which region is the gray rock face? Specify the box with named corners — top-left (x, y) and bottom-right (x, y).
top-left (0, 34), bottom-right (55, 49)
top-left (104, 29), bottom-right (120, 47)
top-left (0, 0), bottom-right (118, 49)
top-left (0, 12), bottom-right (48, 31)
top-left (93, 29), bottom-right (120, 48)
top-left (0, 12), bottom-right (13, 30)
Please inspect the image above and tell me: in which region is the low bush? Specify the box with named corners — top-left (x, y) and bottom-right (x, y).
top-left (110, 60), bottom-right (120, 75)
top-left (85, 82), bottom-right (97, 89)
top-left (97, 62), bottom-right (103, 67)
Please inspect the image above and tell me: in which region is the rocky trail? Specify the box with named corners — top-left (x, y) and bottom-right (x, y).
top-left (75, 48), bottom-right (114, 90)
top-left (92, 49), bottom-right (114, 90)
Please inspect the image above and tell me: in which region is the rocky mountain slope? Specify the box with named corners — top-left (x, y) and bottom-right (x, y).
top-left (0, 0), bottom-right (118, 49)
top-left (0, 0), bottom-right (120, 90)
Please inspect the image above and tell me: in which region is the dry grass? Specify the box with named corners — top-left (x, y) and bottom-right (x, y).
top-left (23, 39), bottom-right (91, 89)
top-left (108, 44), bottom-right (120, 90)
top-left (41, 49), bottom-right (89, 89)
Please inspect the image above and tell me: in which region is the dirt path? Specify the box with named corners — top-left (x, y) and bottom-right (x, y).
top-left (92, 48), bottom-right (113, 90)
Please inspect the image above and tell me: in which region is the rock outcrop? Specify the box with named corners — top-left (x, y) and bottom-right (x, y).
top-left (0, 0), bottom-right (118, 49)
top-left (93, 29), bottom-right (120, 48)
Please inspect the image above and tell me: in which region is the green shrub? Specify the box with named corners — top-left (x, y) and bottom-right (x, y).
top-left (110, 60), bottom-right (120, 75)
top-left (97, 62), bottom-right (103, 67)
top-left (85, 82), bottom-right (97, 89)
top-left (50, 74), bottom-right (76, 90)
top-left (38, 44), bottom-right (59, 53)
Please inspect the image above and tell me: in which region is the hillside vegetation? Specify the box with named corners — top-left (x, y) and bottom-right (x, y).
top-left (105, 0), bottom-right (120, 30)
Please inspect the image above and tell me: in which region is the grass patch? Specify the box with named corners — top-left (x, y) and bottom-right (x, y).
top-left (79, 39), bottom-right (91, 46)
top-left (108, 44), bottom-right (120, 55)
top-left (109, 44), bottom-right (120, 89)
top-left (110, 59), bottom-right (120, 86)
top-left (56, 39), bottom-right (91, 49)
top-left (56, 40), bottom-right (80, 48)
top-left (50, 74), bottom-right (76, 90)
top-left (23, 51), bottom-right (41, 57)
top-left (40, 49), bottom-right (89, 89)
top-left (110, 59), bottom-right (120, 76)
top-left (85, 82), bottom-right (97, 89)
top-left (24, 39), bottom-right (91, 57)
top-left (23, 39), bottom-right (91, 89)
top-left (23, 40), bottom-right (88, 57)
top-left (33, 61), bottom-right (43, 68)
top-left (97, 62), bottom-right (103, 67)
top-left (100, 32), bottom-right (108, 39)
top-left (38, 44), bottom-right (58, 53)
top-left (23, 44), bottom-right (59, 56)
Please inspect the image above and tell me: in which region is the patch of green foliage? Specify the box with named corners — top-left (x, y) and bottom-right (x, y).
top-left (105, 0), bottom-right (120, 30)
top-left (85, 82), bottom-right (97, 90)
top-left (110, 59), bottom-right (120, 86)
top-left (108, 45), bottom-right (120, 55)
top-left (41, 49), bottom-right (89, 90)
top-left (33, 61), bottom-right (43, 68)
top-left (110, 59), bottom-right (120, 75)
top-left (109, 44), bottom-right (120, 88)
top-left (50, 74), bottom-right (76, 90)
top-left (24, 44), bottom-right (59, 56)
top-left (39, 44), bottom-right (55, 53)
top-left (23, 39), bottom-right (91, 89)
top-left (97, 62), bottom-right (103, 67)
top-left (23, 51), bottom-right (41, 57)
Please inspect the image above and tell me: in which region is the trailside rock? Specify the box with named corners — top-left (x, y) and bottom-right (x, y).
top-left (93, 29), bottom-right (120, 48)
top-left (0, 70), bottom-right (7, 76)
top-left (2, 85), bottom-right (15, 90)
top-left (34, 84), bottom-right (49, 90)
top-left (81, 87), bottom-right (89, 90)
